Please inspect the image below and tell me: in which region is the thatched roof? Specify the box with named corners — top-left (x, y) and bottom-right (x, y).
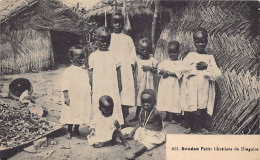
top-left (0, 0), bottom-right (90, 34)
top-left (85, 0), bottom-right (154, 18)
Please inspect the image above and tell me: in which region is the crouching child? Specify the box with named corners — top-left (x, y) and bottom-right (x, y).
top-left (122, 89), bottom-right (166, 160)
top-left (88, 95), bottom-right (131, 150)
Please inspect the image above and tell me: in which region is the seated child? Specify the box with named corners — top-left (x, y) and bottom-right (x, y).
top-left (60, 45), bottom-right (92, 139)
top-left (88, 95), bottom-right (131, 150)
top-left (129, 38), bottom-right (158, 122)
top-left (157, 41), bottom-right (183, 124)
top-left (19, 86), bottom-right (35, 106)
top-left (122, 89), bottom-right (166, 160)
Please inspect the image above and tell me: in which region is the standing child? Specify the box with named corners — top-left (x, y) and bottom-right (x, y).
top-left (157, 41), bottom-right (183, 124)
top-left (88, 95), bottom-right (131, 149)
top-left (122, 89), bottom-right (166, 160)
top-left (109, 12), bottom-right (136, 126)
top-left (60, 45), bottom-right (92, 139)
top-left (129, 38), bottom-right (158, 122)
top-left (88, 26), bottom-right (124, 125)
top-left (182, 28), bottom-right (221, 134)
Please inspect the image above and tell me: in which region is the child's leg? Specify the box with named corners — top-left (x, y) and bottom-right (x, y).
top-left (112, 129), bottom-right (131, 150)
top-left (125, 145), bottom-right (147, 160)
top-left (192, 110), bottom-right (201, 133)
top-left (183, 112), bottom-right (192, 134)
top-left (66, 124), bottom-right (73, 139)
top-left (170, 113), bottom-right (182, 124)
top-left (200, 109), bottom-right (211, 134)
top-left (164, 112), bottom-right (171, 121)
top-left (129, 106), bottom-right (141, 122)
top-left (73, 125), bottom-right (80, 136)
top-left (121, 105), bottom-right (131, 127)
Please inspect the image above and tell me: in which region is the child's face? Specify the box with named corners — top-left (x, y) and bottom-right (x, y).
top-left (141, 93), bottom-right (155, 111)
top-left (99, 106), bottom-right (113, 117)
top-left (168, 44), bottom-right (179, 60)
top-left (138, 42), bottom-right (149, 59)
top-left (193, 31), bottom-right (208, 52)
top-left (98, 35), bottom-right (111, 51)
top-left (72, 49), bottom-right (85, 66)
top-left (112, 15), bottom-right (124, 33)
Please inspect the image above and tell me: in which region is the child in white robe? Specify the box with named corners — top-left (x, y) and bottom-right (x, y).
top-left (129, 38), bottom-right (158, 122)
top-left (182, 28), bottom-right (221, 134)
top-left (60, 45), bottom-right (92, 139)
top-left (88, 26), bottom-right (124, 125)
top-left (88, 95), bottom-right (130, 149)
top-left (109, 12), bottom-right (136, 126)
top-left (157, 41), bottom-right (183, 124)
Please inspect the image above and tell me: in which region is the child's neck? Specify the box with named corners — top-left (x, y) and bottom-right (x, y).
top-left (196, 50), bottom-right (207, 54)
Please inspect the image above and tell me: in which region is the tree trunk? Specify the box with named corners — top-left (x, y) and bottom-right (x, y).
top-left (151, 0), bottom-right (160, 52)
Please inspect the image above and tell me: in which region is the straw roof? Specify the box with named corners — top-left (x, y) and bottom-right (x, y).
top-left (85, 0), bottom-right (154, 18)
top-left (0, 0), bottom-right (90, 33)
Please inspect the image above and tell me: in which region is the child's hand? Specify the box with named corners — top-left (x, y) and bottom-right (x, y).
top-left (89, 128), bottom-right (95, 135)
top-left (114, 120), bottom-right (120, 129)
top-left (126, 133), bottom-right (134, 140)
top-left (64, 98), bottom-right (70, 106)
top-left (196, 62), bottom-right (208, 70)
top-left (125, 143), bottom-right (131, 150)
top-left (163, 71), bottom-right (170, 79)
top-left (142, 65), bottom-right (150, 72)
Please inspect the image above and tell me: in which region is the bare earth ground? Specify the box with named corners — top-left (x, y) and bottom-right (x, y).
top-left (0, 66), bottom-right (187, 160)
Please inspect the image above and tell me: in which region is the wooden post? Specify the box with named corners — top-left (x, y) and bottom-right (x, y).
top-left (151, 0), bottom-right (160, 52)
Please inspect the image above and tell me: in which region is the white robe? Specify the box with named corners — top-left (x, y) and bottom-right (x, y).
top-left (88, 50), bottom-right (124, 125)
top-left (157, 60), bottom-right (183, 113)
top-left (181, 52), bottom-right (221, 116)
top-left (136, 56), bottom-right (158, 106)
top-left (60, 65), bottom-right (92, 125)
top-left (109, 33), bottom-right (136, 106)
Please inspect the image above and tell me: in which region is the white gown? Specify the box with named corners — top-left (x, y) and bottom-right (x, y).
top-left (109, 33), bottom-right (136, 107)
top-left (157, 60), bottom-right (183, 113)
top-left (88, 50), bottom-right (124, 125)
top-left (136, 56), bottom-right (158, 106)
top-left (181, 52), bottom-right (221, 116)
top-left (60, 65), bottom-right (92, 125)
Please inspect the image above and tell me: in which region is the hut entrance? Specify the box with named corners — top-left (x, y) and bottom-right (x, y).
top-left (50, 31), bottom-right (80, 65)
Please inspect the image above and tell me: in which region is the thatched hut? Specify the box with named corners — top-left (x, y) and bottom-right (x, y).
top-left (154, 1), bottom-right (259, 134)
top-left (0, 0), bottom-right (89, 74)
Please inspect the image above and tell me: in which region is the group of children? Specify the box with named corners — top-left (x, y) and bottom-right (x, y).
top-left (60, 12), bottom-right (221, 159)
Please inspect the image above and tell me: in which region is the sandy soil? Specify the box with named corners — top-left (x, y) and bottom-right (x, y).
top-left (0, 66), bottom-right (188, 160)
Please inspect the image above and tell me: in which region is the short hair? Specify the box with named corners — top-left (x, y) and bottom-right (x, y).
top-left (168, 41), bottom-right (180, 51)
top-left (68, 45), bottom-right (83, 60)
top-left (96, 26), bottom-right (111, 37)
top-left (99, 95), bottom-right (114, 108)
top-left (112, 11), bottom-right (124, 24)
top-left (193, 27), bottom-right (208, 39)
top-left (141, 89), bottom-right (157, 104)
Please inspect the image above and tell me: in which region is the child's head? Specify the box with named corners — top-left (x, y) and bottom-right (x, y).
top-left (138, 38), bottom-right (151, 60)
top-left (96, 26), bottom-right (111, 51)
top-left (193, 28), bottom-right (208, 53)
top-left (68, 45), bottom-right (85, 66)
top-left (168, 41), bottom-right (180, 60)
top-left (99, 95), bottom-right (114, 117)
top-left (141, 89), bottom-right (156, 111)
top-left (112, 12), bottom-right (124, 33)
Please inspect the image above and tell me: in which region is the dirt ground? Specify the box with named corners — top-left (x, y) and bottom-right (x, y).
top-left (0, 66), bottom-right (189, 160)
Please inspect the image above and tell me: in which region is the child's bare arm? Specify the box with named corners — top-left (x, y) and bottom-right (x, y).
top-left (63, 90), bottom-right (70, 106)
top-left (117, 66), bottom-right (122, 92)
top-left (89, 68), bottom-right (93, 87)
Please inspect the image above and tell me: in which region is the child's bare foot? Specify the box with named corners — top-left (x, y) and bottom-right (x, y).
top-left (183, 127), bottom-right (191, 134)
top-left (65, 132), bottom-right (72, 140)
top-left (170, 120), bottom-right (178, 124)
top-left (201, 128), bottom-right (211, 135)
top-left (125, 151), bottom-right (135, 160)
top-left (125, 143), bottom-right (131, 150)
top-left (93, 142), bottom-right (104, 148)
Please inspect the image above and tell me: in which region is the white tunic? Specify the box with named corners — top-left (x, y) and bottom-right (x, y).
top-left (157, 60), bottom-right (183, 113)
top-left (60, 65), bottom-right (92, 125)
top-left (88, 115), bottom-right (116, 145)
top-left (136, 56), bottom-right (158, 106)
top-left (109, 33), bottom-right (136, 106)
top-left (88, 50), bottom-right (124, 125)
top-left (181, 52), bottom-right (221, 116)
